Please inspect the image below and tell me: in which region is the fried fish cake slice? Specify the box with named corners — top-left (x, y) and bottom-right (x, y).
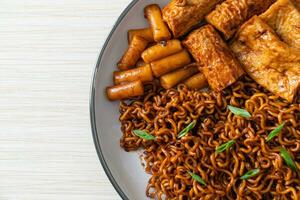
top-left (183, 25), bottom-right (244, 91)
top-left (260, 0), bottom-right (300, 49)
top-left (162, 0), bottom-right (222, 38)
top-left (206, 0), bottom-right (274, 40)
top-left (230, 16), bottom-right (300, 102)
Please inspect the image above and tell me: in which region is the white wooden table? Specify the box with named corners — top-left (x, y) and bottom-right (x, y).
top-left (0, 0), bottom-right (132, 199)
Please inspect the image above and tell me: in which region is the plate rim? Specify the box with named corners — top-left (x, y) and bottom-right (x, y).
top-left (89, 0), bottom-right (139, 199)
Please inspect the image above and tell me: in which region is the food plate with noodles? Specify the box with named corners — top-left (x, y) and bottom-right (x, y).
top-left (90, 0), bottom-right (300, 199)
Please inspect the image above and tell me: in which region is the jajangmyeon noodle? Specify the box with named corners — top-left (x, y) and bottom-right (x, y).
top-left (119, 76), bottom-right (300, 199)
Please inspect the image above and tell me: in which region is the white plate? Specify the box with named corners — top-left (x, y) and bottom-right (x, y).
top-left (90, 0), bottom-right (169, 199)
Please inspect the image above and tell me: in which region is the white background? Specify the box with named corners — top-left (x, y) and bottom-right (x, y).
top-left (0, 0), bottom-right (133, 199)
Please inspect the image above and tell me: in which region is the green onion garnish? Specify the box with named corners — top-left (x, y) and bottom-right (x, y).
top-left (133, 130), bottom-right (155, 140)
top-left (280, 148), bottom-right (298, 172)
top-left (216, 140), bottom-right (235, 153)
top-left (240, 169), bottom-right (260, 180)
top-left (178, 120), bottom-right (196, 138)
top-left (266, 122), bottom-right (285, 142)
top-left (188, 171), bottom-right (206, 186)
top-left (227, 105), bottom-right (251, 118)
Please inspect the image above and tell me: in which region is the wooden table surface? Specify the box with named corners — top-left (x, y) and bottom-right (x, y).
top-left (0, 0), bottom-right (132, 199)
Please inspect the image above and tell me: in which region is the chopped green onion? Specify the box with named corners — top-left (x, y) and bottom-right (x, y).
top-left (216, 140), bottom-right (235, 153)
top-left (188, 171), bottom-right (206, 186)
top-left (266, 122), bottom-right (285, 142)
top-left (240, 169), bottom-right (260, 180)
top-left (133, 130), bottom-right (155, 140)
top-left (178, 120), bottom-right (196, 138)
top-left (227, 105), bottom-right (251, 118)
top-left (280, 148), bottom-right (298, 172)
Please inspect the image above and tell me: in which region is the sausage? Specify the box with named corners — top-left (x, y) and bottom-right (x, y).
top-left (183, 72), bottom-right (208, 89)
top-left (150, 49), bottom-right (191, 77)
top-left (160, 63), bottom-right (199, 89)
top-left (128, 28), bottom-right (154, 43)
top-left (106, 80), bottom-right (144, 101)
top-left (144, 4), bottom-right (171, 42)
top-left (141, 39), bottom-right (182, 63)
top-left (118, 35), bottom-right (149, 70)
top-left (113, 64), bottom-right (153, 84)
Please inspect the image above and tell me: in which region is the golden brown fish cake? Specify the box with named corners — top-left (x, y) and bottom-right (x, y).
top-left (162, 0), bottom-right (222, 38)
top-left (230, 16), bottom-right (300, 102)
top-left (183, 25), bottom-right (244, 91)
top-left (260, 0), bottom-right (300, 49)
